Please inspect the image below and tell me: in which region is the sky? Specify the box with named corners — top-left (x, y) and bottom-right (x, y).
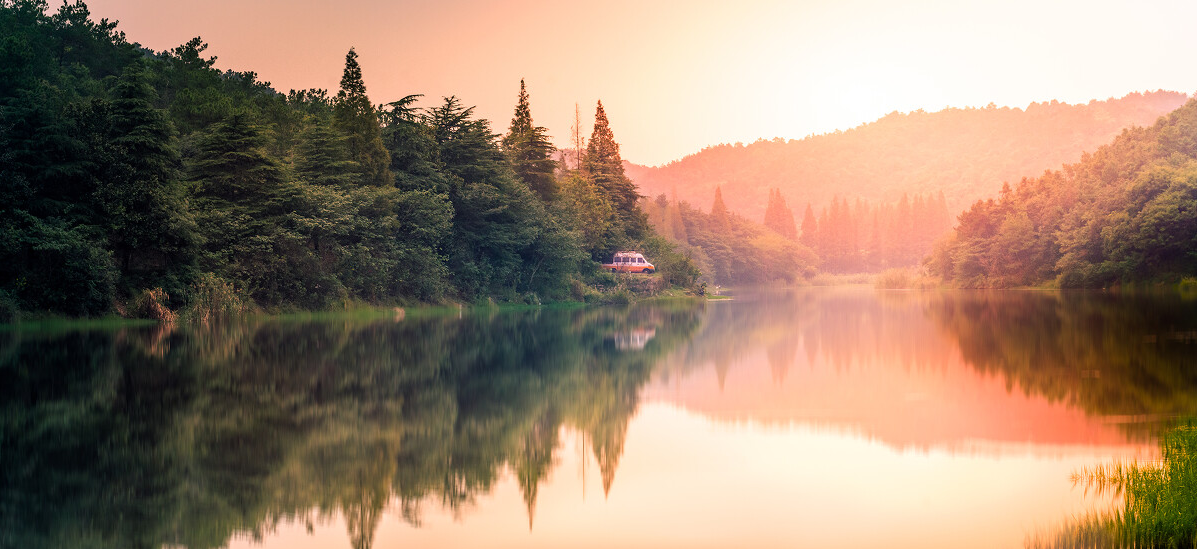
top-left (84, 0), bottom-right (1197, 166)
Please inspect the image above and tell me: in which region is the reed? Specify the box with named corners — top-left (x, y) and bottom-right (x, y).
top-left (1034, 421), bottom-right (1197, 548)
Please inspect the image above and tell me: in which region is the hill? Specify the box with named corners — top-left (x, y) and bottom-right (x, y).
top-left (626, 92), bottom-right (1187, 222)
top-left (928, 97), bottom-right (1197, 288)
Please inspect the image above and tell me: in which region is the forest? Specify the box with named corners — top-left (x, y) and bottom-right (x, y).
top-left (627, 90), bottom-right (1186, 223)
top-left (928, 97), bottom-right (1197, 287)
top-left (0, 0), bottom-right (698, 320)
top-left (638, 183), bottom-right (951, 281)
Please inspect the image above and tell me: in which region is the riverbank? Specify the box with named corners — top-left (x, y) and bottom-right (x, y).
top-left (0, 277), bottom-right (706, 329)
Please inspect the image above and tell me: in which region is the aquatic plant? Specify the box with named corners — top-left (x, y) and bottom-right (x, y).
top-left (1034, 420), bottom-right (1197, 548)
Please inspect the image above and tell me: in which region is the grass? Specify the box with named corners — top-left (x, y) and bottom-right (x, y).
top-left (875, 268), bottom-right (915, 289)
top-left (808, 272), bottom-right (876, 286)
top-left (0, 314), bottom-right (158, 332)
top-left (1031, 420), bottom-right (1197, 548)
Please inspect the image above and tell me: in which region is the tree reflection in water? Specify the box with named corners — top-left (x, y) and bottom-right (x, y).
top-left (4, 289), bottom-right (1196, 549)
top-left (0, 301), bottom-right (702, 549)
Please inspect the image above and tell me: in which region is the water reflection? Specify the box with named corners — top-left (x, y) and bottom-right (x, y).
top-left (0, 303), bottom-right (702, 549)
top-left (3, 289), bottom-right (1196, 548)
top-left (650, 289), bottom-right (1197, 449)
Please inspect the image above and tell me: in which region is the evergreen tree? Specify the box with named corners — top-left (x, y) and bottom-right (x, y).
top-left (799, 203), bottom-right (817, 250)
top-left (295, 117), bottom-right (359, 187)
top-left (668, 187), bottom-right (688, 243)
top-left (98, 61), bottom-right (198, 294)
top-left (710, 186), bottom-right (730, 233)
top-left (189, 112), bottom-right (310, 305)
top-left (426, 96), bottom-right (573, 298)
top-left (557, 171), bottom-right (615, 254)
top-left (763, 188), bottom-right (798, 239)
top-left (333, 48), bottom-right (392, 186)
top-left (380, 94), bottom-right (449, 193)
top-left (501, 79), bottom-right (557, 201)
top-left (584, 100), bottom-right (645, 238)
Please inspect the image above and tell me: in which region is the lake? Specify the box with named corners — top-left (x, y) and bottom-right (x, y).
top-left (3, 287), bottom-right (1196, 548)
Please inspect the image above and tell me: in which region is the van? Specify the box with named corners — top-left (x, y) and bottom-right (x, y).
top-left (602, 251), bottom-right (655, 274)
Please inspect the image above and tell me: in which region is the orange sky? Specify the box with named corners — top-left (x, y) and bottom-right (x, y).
top-left (85, 0), bottom-right (1197, 166)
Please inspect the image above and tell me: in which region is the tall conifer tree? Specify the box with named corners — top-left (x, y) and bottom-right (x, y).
top-left (99, 61), bottom-right (197, 291)
top-left (763, 188), bottom-right (797, 240)
top-left (333, 48), bottom-right (392, 186)
top-left (710, 186), bottom-right (730, 233)
top-left (584, 101), bottom-right (645, 240)
top-left (800, 203), bottom-right (817, 249)
top-left (502, 79), bottom-right (557, 201)
top-left (584, 101), bottom-right (639, 211)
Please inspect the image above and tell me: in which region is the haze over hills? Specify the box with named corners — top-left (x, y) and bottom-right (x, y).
top-left (625, 91), bottom-right (1187, 221)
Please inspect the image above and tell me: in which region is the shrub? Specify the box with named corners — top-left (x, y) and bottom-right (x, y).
top-left (182, 273), bottom-right (247, 323)
top-left (129, 288), bottom-right (177, 323)
top-left (0, 290), bottom-right (18, 324)
top-left (875, 268), bottom-right (914, 289)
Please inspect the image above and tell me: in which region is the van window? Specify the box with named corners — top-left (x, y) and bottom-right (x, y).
top-left (636, 258), bottom-right (644, 264)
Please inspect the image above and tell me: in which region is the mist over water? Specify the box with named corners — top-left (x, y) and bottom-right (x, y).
top-left (4, 288), bottom-right (1195, 548)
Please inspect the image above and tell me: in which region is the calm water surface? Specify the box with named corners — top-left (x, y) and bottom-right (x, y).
top-left (4, 288), bottom-right (1197, 548)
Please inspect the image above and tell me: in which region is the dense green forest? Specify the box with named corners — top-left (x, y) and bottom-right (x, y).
top-left (0, 301), bottom-right (704, 549)
top-left (627, 91), bottom-right (1186, 223)
top-left (0, 0), bottom-right (697, 320)
top-left (928, 97), bottom-right (1197, 287)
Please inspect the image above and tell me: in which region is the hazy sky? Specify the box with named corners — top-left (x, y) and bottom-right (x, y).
top-left (85, 0), bottom-right (1197, 166)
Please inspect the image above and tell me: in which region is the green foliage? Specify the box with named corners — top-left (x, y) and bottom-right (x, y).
top-left (294, 117), bottom-right (359, 187)
top-left (333, 48), bottom-right (392, 187)
top-left (641, 195), bottom-right (817, 285)
top-left (629, 92), bottom-right (1188, 225)
top-left (180, 272), bottom-right (247, 322)
top-left (1043, 421), bottom-right (1197, 548)
top-left (426, 96), bottom-right (582, 300)
top-left (584, 101), bottom-right (646, 239)
top-left (933, 99), bottom-right (1197, 287)
top-left (640, 235), bottom-right (701, 289)
top-left (502, 80), bottom-right (557, 201)
top-left (99, 61), bottom-right (198, 297)
top-left (557, 171), bottom-right (616, 254)
top-left (0, 2), bottom-right (687, 317)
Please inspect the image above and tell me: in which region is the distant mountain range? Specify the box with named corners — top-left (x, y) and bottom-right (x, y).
top-left (624, 91), bottom-right (1188, 221)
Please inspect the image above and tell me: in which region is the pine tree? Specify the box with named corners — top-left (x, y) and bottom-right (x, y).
top-left (584, 101), bottom-right (640, 213)
top-left (295, 118), bottom-right (359, 187)
top-left (710, 186), bottom-right (730, 233)
top-left (99, 61), bottom-right (197, 292)
top-left (502, 79), bottom-right (557, 201)
top-left (669, 187), bottom-right (688, 243)
top-left (800, 203), bottom-right (817, 249)
top-left (188, 112), bottom-right (299, 303)
top-left (763, 188), bottom-right (798, 239)
top-left (333, 48), bottom-right (392, 186)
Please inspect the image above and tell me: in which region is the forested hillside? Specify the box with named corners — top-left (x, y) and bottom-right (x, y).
top-left (0, 0), bottom-right (695, 319)
top-left (641, 190), bottom-right (816, 286)
top-left (626, 92), bottom-right (1187, 223)
top-left (928, 97), bottom-right (1197, 288)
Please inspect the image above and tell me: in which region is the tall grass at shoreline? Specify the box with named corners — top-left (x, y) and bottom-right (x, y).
top-left (1030, 421), bottom-right (1197, 548)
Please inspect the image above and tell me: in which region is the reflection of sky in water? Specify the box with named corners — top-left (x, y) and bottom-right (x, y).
top-left (231, 287), bottom-right (1186, 548)
top-left (230, 406), bottom-right (1138, 549)
top-left (10, 287), bottom-right (1196, 548)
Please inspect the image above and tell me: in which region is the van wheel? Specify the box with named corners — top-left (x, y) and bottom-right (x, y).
top-left (645, 268), bottom-right (655, 274)
top-left (611, 268), bottom-right (618, 273)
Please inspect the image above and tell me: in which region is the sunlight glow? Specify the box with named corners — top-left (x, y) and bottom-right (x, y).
top-left (83, 0), bottom-right (1197, 164)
